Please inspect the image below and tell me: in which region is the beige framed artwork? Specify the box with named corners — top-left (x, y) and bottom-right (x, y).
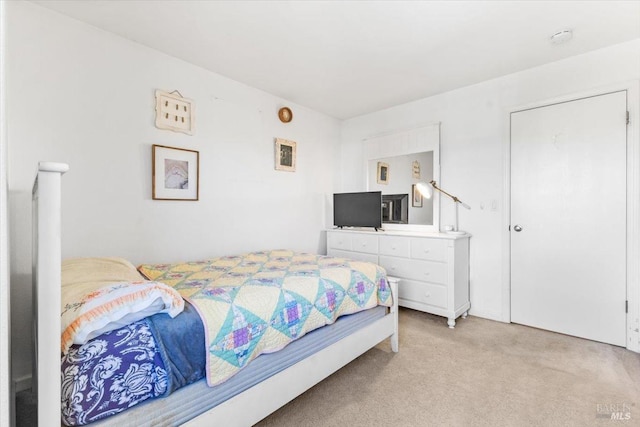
top-left (377, 162), bottom-right (389, 184)
top-left (275, 138), bottom-right (297, 172)
top-left (152, 144), bottom-right (199, 200)
top-left (412, 184), bottom-right (423, 207)
top-left (412, 160), bottom-right (421, 179)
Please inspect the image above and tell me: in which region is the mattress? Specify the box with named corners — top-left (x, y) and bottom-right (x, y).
top-left (89, 305), bottom-right (387, 426)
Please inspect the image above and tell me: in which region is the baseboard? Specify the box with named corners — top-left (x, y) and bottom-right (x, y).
top-left (468, 308), bottom-right (506, 323)
top-left (14, 375), bottom-right (31, 393)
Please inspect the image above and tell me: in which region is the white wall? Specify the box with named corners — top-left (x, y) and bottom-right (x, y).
top-left (7, 2), bottom-right (341, 383)
top-left (341, 39), bottom-right (640, 322)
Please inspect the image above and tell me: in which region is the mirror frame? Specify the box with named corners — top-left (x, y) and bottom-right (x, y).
top-left (364, 123), bottom-right (441, 232)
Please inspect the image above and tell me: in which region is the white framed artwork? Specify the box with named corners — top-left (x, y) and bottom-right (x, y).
top-left (152, 144), bottom-right (199, 201)
top-left (155, 90), bottom-right (194, 135)
top-left (377, 161), bottom-right (389, 184)
top-left (275, 138), bottom-right (297, 172)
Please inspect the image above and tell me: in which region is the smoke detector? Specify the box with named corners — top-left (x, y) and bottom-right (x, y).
top-left (550, 29), bottom-right (573, 45)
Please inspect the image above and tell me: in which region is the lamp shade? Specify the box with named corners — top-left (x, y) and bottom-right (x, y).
top-left (416, 182), bottom-right (433, 199)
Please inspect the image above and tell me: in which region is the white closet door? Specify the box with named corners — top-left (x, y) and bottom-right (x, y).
top-left (511, 91), bottom-right (627, 346)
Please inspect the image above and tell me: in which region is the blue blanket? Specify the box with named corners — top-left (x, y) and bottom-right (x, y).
top-left (61, 303), bottom-right (204, 426)
top-left (148, 301), bottom-right (205, 394)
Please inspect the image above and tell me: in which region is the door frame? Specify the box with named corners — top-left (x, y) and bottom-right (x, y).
top-left (0, 1), bottom-right (11, 424)
top-left (501, 81), bottom-right (640, 352)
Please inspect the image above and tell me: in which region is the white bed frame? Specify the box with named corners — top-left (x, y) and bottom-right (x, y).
top-left (33, 162), bottom-right (399, 427)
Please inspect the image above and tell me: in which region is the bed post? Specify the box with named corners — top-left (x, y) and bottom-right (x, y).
top-left (387, 277), bottom-right (399, 352)
top-left (33, 162), bottom-right (68, 426)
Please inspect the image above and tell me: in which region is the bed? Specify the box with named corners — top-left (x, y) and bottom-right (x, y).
top-left (32, 162), bottom-right (399, 426)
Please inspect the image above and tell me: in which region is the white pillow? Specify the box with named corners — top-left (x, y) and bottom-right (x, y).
top-left (61, 257), bottom-right (184, 354)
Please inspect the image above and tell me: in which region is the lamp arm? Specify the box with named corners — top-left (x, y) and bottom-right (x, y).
top-left (430, 180), bottom-right (471, 210)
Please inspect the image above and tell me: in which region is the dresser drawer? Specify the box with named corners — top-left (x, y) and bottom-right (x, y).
top-left (379, 255), bottom-right (448, 285)
top-left (398, 279), bottom-right (447, 309)
top-left (410, 238), bottom-right (447, 262)
top-left (379, 236), bottom-right (411, 258)
top-left (351, 234), bottom-right (379, 254)
top-left (328, 249), bottom-right (378, 264)
top-left (327, 232), bottom-right (351, 251)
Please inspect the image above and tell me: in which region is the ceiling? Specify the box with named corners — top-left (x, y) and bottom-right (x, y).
top-left (33, 1), bottom-right (640, 119)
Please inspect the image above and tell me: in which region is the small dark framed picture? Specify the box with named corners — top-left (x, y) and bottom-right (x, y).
top-left (275, 138), bottom-right (297, 172)
top-left (412, 184), bottom-right (423, 207)
top-left (377, 162), bottom-right (389, 184)
top-left (152, 144), bottom-right (199, 200)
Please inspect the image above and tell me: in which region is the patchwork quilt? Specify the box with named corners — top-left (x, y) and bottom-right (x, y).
top-left (138, 250), bottom-right (392, 386)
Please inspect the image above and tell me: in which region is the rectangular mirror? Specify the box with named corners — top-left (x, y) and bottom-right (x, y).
top-left (368, 151), bottom-right (433, 225)
top-left (364, 124), bottom-right (440, 232)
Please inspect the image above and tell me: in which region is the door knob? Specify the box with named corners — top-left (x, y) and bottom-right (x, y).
top-left (513, 224), bottom-right (523, 232)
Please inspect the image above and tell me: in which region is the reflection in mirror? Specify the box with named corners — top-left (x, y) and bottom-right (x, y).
top-left (382, 194), bottom-right (408, 223)
top-left (368, 151), bottom-right (434, 225)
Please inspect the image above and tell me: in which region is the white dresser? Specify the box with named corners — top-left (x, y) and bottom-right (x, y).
top-left (326, 229), bottom-right (470, 328)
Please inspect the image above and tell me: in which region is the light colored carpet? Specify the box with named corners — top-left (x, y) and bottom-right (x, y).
top-left (256, 308), bottom-right (640, 427)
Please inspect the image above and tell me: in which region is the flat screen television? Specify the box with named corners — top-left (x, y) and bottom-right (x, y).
top-left (333, 191), bottom-right (382, 230)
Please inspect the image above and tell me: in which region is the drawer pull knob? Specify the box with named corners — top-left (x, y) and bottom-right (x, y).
top-left (424, 249), bottom-right (430, 253)
top-left (391, 245), bottom-right (396, 250)
top-left (391, 266), bottom-right (396, 270)
top-left (424, 272), bottom-right (430, 276)
top-left (425, 293), bottom-right (431, 298)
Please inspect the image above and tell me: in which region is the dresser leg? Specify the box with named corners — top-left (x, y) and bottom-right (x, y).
top-left (462, 311), bottom-right (468, 319)
top-left (447, 318), bottom-right (455, 329)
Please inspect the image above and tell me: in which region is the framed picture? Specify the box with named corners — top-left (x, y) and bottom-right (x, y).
top-left (412, 160), bottom-right (421, 179)
top-left (152, 144), bottom-right (199, 200)
top-left (377, 162), bottom-right (389, 184)
top-left (275, 138), bottom-right (297, 172)
top-left (412, 184), bottom-right (423, 207)
top-left (155, 90), bottom-right (195, 135)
